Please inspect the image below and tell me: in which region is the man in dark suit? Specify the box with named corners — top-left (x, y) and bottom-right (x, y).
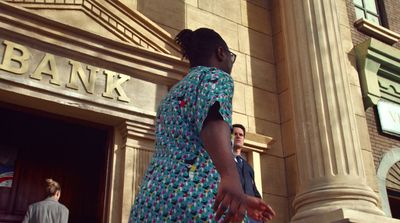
top-left (232, 124), bottom-right (262, 222)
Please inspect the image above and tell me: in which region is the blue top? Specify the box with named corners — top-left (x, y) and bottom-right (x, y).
top-left (129, 66), bottom-right (234, 222)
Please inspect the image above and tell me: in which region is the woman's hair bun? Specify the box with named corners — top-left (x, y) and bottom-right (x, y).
top-left (45, 178), bottom-right (61, 196)
top-left (46, 178), bottom-right (55, 185)
top-left (175, 29), bottom-right (194, 59)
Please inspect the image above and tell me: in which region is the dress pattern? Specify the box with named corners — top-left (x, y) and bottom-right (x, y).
top-left (129, 66), bottom-right (234, 222)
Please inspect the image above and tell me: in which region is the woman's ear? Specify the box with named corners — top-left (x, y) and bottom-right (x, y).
top-left (215, 47), bottom-right (225, 62)
top-left (55, 190), bottom-right (61, 199)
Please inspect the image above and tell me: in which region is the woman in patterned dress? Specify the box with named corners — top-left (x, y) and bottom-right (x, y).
top-left (129, 28), bottom-right (275, 223)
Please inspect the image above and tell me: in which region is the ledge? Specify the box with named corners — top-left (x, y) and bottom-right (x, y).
top-left (292, 208), bottom-right (399, 223)
top-left (242, 132), bottom-right (275, 153)
top-left (354, 18), bottom-right (400, 45)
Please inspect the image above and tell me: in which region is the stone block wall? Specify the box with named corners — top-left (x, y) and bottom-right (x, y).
top-left (118, 0), bottom-right (290, 222)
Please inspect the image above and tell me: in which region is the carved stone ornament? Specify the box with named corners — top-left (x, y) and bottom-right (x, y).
top-left (355, 38), bottom-right (400, 108)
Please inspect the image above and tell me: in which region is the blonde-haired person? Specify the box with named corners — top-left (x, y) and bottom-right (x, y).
top-left (22, 179), bottom-right (69, 223)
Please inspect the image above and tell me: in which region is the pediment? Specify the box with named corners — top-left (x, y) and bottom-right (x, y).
top-left (3, 0), bottom-right (181, 57)
top-left (0, 0), bottom-right (188, 87)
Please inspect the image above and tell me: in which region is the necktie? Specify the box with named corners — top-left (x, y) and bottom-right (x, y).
top-left (236, 156), bottom-right (243, 167)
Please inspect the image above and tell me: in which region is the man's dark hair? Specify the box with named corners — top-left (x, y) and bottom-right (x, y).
top-left (175, 28), bottom-right (228, 67)
top-left (232, 124), bottom-right (246, 137)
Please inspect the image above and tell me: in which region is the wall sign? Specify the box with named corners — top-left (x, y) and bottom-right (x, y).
top-left (0, 39), bottom-right (166, 114)
top-left (377, 100), bottom-right (400, 137)
top-left (0, 39), bottom-right (131, 102)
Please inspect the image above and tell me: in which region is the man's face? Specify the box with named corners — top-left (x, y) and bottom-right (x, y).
top-left (232, 127), bottom-right (245, 148)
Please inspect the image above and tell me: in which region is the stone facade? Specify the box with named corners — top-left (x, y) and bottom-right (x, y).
top-left (345, 0), bottom-right (400, 218)
top-left (125, 1), bottom-right (289, 222)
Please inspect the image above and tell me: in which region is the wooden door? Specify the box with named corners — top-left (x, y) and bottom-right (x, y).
top-left (0, 105), bottom-right (110, 223)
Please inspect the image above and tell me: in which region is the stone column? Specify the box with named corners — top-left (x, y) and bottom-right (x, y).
top-left (251, 151), bottom-right (263, 196)
top-left (243, 132), bottom-right (275, 198)
top-left (278, 0), bottom-right (388, 222)
top-left (109, 120), bottom-right (155, 223)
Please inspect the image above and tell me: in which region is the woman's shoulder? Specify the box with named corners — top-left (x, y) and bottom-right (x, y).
top-left (189, 66), bottom-right (233, 83)
top-left (58, 203), bottom-right (69, 212)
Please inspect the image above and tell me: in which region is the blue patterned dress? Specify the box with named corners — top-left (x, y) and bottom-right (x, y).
top-left (129, 66), bottom-right (234, 222)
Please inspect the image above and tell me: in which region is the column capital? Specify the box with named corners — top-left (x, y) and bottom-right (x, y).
top-left (118, 120), bottom-right (156, 151)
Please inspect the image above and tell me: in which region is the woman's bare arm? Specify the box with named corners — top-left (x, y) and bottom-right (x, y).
top-left (200, 104), bottom-right (275, 222)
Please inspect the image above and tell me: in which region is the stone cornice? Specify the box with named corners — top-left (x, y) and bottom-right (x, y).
top-left (4, 0), bottom-right (182, 55)
top-left (355, 38), bottom-right (400, 108)
top-left (242, 132), bottom-right (275, 153)
top-left (0, 1), bottom-right (188, 87)
top-left (105, 0), bottom-right (181, 54)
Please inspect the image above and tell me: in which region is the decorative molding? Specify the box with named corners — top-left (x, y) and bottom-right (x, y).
top-left (105, 0), bottom-right (181, 55)
top-left (119, 120), bottom-right (156, 152)
top-left (354, 18), bottom-right (400, 45)
top-left (0, 1), bottom-right (188, 87)
top-left (379, 79), bottom-right (400, 103)
top-left (5, 0), bottom-right (181, 55)
top-left (242, 132), bottom-right (274, 153)
top-left (355, 38), bottom-right (400, 108)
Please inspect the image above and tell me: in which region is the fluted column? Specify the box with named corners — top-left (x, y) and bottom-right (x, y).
top-left (108, 120), bottom-right (155, 223)
top-left (279, 0), bottom-right (385, 222)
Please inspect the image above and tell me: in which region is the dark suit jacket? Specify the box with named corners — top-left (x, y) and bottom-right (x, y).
top-left (235, 156), bottom-right (261, 198)
top-left (22, 197), bottom-right (69, 223)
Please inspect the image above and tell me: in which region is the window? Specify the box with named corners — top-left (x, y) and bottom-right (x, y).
top-left (353, 0), bottom-right (382, 25)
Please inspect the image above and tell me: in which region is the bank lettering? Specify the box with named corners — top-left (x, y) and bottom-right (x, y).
top-left (0, 40), bottom-right (30, 74)
top-left (0, 40), bottom-right (130, 103)
top-left (67, 61), bottom-right (98, 94)
top-left (31, 53), bottom-right (60, 85)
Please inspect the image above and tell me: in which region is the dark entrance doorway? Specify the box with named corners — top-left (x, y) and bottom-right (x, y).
top-left (388, 189), bottom-right (400, 219)
top-left (0, 103), bottom-right (110, 223)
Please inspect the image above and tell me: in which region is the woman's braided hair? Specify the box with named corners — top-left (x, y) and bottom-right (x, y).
top-left (175, 28), bottom-right (228, 66)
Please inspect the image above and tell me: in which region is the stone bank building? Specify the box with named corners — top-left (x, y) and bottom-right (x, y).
top-left (0, 0), bottom-right (399, 222)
